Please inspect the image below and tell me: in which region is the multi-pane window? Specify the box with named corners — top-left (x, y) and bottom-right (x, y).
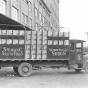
top-left (29, 1), bottom-right (32, 12)
top-left (35, 7), bottom-right (38, 17)
top-left (0, 0), bottom-right (6, 15)
top-left (29, 18), bottom-right (32, 28)
top-left (22, 13), bottom-right (28, 25)
top-left (12, 6), bottom-right (18, 21)
top-left (39, 12), bottom-right (42, 21)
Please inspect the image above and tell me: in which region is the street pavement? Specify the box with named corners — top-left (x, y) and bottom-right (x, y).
top-left (0, 55), bottom-right (88, 88)
top-left (0, 67), bottom-right (88, 88)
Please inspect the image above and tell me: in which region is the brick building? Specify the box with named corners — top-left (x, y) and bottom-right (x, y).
top-left (0, 0), bottom-right (59, 30)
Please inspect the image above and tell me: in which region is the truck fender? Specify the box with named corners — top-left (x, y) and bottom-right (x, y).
top-left (83, 60), bottom-right (88, 69)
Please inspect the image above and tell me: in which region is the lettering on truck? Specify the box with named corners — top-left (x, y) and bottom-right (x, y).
top-left (2, 47), bottom-right (23, 56)
top-left (49, 48), bottom-right (68, 56)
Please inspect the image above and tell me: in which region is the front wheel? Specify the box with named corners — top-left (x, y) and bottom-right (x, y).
top-left (84, 62), bottom-right (88, 73)
top-left (18, 62), bottom-right (32, 77)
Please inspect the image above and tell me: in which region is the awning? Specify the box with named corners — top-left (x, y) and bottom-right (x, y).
top-left (0, 13), bottom-right (32, 30)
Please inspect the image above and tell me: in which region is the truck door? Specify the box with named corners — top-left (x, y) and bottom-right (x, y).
top-left (70, 40), bottom-right (83, 64)
top-left (76, 41), bottom-right (83, 63)
top-left (70, 41), bottom-right (76, 64)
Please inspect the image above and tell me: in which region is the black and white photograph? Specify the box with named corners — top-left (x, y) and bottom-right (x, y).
top-left (0, 0), bottom-right (88, 88)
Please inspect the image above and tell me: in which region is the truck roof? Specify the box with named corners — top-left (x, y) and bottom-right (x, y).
top-left (70, 39), bottom-right (85, 42)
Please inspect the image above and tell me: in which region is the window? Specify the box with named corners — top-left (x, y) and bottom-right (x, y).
top-left (29, 18), bottom-right (32, 28)
top-left (35, 8), bottom-right (38, 17)
top-left (76, 43), bottom-right (81, 48)
top-left (70, 42), bottom-right (75, 50)
top-left (24, 15), bottom-right (28, 24)
top-left (35, 22), bottom-right (38, 30)
top-left (29, 1), bottom-right (32, 12)
top-left (39, 12), bottom-right (42, 21)
top-left (22, 13), bottom-right (28, 25)
top-left (12, 6), bottom-right (18, 21)
top-left (0, 0), bottom-right (6, 15)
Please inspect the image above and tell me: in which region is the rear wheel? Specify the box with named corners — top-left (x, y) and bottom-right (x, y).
top-left (18, 62), bottom-right (32, 77)
top-left (13, 67), bottom-right (18, 74)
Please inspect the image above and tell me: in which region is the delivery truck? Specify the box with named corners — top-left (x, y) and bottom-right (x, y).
top-left (0, 13), bottom-right (87, 77)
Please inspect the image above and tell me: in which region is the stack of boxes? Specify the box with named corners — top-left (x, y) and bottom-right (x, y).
top-left (25, 30), bottom-right (48, 60)
top-left (25, 30), bottom-right (69, 60)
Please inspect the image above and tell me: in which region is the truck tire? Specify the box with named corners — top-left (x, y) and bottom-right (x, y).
top-left (13, 67), bottom-right (18, 74)
top-left (18, 62), bottom-right (32, 77)
top-left (84, 61), bottom-right (88, 73)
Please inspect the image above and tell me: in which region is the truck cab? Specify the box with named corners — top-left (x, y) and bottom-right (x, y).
top-left (69, 39), bottom-right (85, 70)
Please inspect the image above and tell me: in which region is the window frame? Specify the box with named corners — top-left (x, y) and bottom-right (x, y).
top-left (0, 0), bottom-right (6, 15)
top-left (12, 6), bottom-right (18, 21)
top-left (35, 7), bottom-right (38, 18)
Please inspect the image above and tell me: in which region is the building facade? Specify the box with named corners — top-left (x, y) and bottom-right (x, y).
top-left (0, 0), bottom-right (59, 30)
